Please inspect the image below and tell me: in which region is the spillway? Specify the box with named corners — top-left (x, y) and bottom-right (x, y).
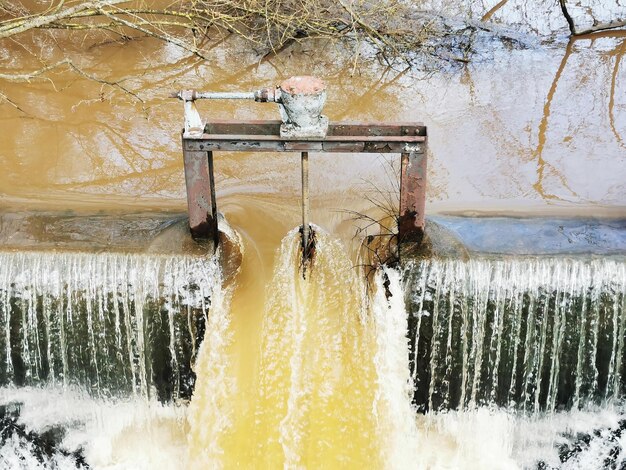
top-left (404, 257), bottom-right (626, 413)
top-left (0, 250), bottom-right (219, 401)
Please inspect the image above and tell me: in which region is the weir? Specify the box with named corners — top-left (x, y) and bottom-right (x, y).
top-left (405, 256), bottom-right (626, 412)
top-left (0, 210), bottom-right (239, 402)
top-left (1, 4), bottom-right (625, 463)
top-left (0, 250), bottom-right (217, 401)
top-left (0, 78), bottom-right (624, 468)
top-left (404, 217), bottom-right (626, 413)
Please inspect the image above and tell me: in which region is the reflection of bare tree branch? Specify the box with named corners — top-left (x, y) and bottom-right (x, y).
top-left (0, 89), bottom-right (26, 113)
top-left (559, 0), bottom-right (626, 35)
top-left (0, 59), bottom-right (69, 81)
top-left (0, 58), bottom-right (143, 103)
top-left (50, 163), bottom-right (179, 190)
top-left (334, 66), bottom-right (410, 120)
top-left (533, 32), bottom-right (625, 202)
top-left (481, 0), bottom-right (510, 22)
top-left (609, 40), bottom-right (626, 149)
top-left (532, 38), bottom-right (579, 201)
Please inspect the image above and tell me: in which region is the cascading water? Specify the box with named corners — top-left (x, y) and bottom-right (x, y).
top-left (0, 249), bottom-right (222, 468)
top-left (1, 231), bottom-right (625, 469)
top-left (0, 250), bottom-right (219, 400)
top-left (404, 257), bottom-right (626, 413)
top-left (187, 227), bottom-right (421, 468)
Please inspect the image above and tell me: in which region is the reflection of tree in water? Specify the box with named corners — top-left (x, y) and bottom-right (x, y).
top-left (532, 33), bottom-right (625, 201)
top-left (609, 38), bottom-right (626, 150)
top-left (0, 0), bottom-right (623, 205)
top-left (531, 39), bottom-right (578, 201)
top-left (423, 0), bottom-right (625, 36)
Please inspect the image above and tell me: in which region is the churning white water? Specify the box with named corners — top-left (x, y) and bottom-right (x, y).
top-left (0, 249), bottom-right (221, 469)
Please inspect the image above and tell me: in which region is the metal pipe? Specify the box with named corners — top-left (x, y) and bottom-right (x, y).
top-left (301, 151), bottom-right (310, 257)
top-left (195, 91), bottom-right (256, 100)
top-left (171, 88), bottom-right (277, 103)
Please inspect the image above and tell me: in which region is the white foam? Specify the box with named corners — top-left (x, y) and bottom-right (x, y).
top-left (0, 386), bottom-right (189, 470)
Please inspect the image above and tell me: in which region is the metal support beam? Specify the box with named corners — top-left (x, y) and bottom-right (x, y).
top-left (207, 151), bottom-right (218, 246)
top-left (174, 78), bottom-right (429, 258)
top-left (182, 143), bottom-right (218, 246)
top-left (301, 151), bottom-right (310, 257)
top-left (178, 119), bottom-right (428, 256)
top-left (399, 150), bottom-right (427, 246)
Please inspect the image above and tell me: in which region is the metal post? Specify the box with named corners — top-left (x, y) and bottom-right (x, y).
top-left (399, 150), bottom-right (427, 247)
top-left (182, 143), bottom-right (218, 247)
top-left (301, 151), bottom-right (310, 256)
top-left (207, 151), bottom-right (219, 247)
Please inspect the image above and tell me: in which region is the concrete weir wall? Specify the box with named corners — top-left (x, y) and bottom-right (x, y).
top-left (0, 210), bottom-right (230, 402)
top-left (403, 216), bottom-right (626, 413)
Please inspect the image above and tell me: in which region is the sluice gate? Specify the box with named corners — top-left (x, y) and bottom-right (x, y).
top-left (172, 76), bottom-right (428, 257)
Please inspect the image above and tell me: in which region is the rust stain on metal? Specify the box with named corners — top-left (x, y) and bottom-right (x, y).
top-left (398, 150), bottom-right (427, 245)
top-left (195, 120), bottom-right (427, 140)
top-left (285, 141), bottom-right (323, 151)
top-left (182, 143), bottom-right (217, 244)
top-left (280, 76), bottom-right (326, 95)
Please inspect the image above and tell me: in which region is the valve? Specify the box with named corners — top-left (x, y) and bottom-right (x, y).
top-left (173, 76), bottom-right (329, 139)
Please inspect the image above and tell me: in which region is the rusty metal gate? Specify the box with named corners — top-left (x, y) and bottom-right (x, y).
top-left (173, 76), bottom-right (427, 257)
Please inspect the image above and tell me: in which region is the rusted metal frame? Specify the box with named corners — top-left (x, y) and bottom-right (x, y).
top-left (182, 137), bottom-right (218, 245)
top-left (329, 122), bottom-right (426, 137)
top-left (398, 143), bottom-right (428, 247)
top-left (181, 123), bottom-right (428, 251)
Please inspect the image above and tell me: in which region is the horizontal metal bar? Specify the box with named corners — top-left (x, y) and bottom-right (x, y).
top-left (330, 121), bottom-right (426, 137)
top-left (285, 141), bottom-right (323, 151)
top-left (196, 92), bottom-right (256, 100)
top-left (202, 120), bottom-right (427, 138)
top-left (183, 138), bottom-right (425, 153)
top-left (192, 133), bottom-right (425, 143)
top-left (205, 120), bottom-right (281, 136)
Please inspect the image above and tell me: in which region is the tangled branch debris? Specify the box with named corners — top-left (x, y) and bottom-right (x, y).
top-left (0, 0), bottom-right (524, 68)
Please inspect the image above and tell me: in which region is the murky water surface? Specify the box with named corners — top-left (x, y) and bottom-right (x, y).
top-left (1, 3), bottom-right (625, 220)
top-left (0, 0), bottom-right (625, 468)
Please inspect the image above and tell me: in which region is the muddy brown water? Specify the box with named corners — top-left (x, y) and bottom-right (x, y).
top-left (1, 26), bottom-right (624, 231)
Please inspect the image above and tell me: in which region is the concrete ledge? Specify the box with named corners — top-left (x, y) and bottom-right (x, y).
top-left (402, 216), bottom-right (626, 259)
top-left (0, 209), bottom-right (209, 255)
